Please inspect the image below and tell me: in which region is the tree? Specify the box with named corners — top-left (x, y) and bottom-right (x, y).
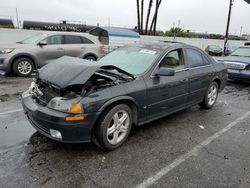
top-left (136, 0), bottom-right (163, 35)
top-left (140, 0), bottom-right (144, 34)
top-left (152, 0), bottom-right (162, 35)
top-left (165, 27), bottom-right (191, 38)
top-left (145, 0), bottom-right (153, 34)
top-left (136, 0), bottom-right (141, 34)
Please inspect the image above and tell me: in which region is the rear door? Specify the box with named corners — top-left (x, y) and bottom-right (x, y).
top-left (184, 48), bottom-right (215, 105)
top-left (63, 35), bottom-right (95, 58)
top-left (145, 48), bottom-right (189, 120)
top-left (35, 35), bottom-right (64, 66)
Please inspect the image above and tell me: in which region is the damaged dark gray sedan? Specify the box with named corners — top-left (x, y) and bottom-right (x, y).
top-left (22, 43), bottom-right (227, 150)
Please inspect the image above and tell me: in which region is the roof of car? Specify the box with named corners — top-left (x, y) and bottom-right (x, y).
top-left (124, 41), bottom-right (192, 50)
top-left (44, 31), bottom-right (99, 43)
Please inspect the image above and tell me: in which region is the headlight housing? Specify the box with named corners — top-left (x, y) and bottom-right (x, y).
top-left (0, 48), bottom-right (15, 54)
top-left (47, 97), bottom-right (84, 114)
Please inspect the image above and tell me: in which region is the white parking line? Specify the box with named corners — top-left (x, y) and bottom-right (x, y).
top-left (0, 109), bottom-right (23, 116)
top-left (136, 111), bottom-right (250, 188)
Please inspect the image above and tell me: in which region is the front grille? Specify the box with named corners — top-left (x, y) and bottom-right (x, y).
top-left (28, 114), bottom-right (50, 135)
top-left (224, 62), bottom-right (246, 70)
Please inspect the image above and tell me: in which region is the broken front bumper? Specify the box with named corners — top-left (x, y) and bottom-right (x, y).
top-left (22, 91), bottom-right (100, 143)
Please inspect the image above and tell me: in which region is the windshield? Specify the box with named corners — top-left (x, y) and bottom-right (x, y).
top-left (99, 46), bottom-right (161, 75)
top-left (20, 33), bottom-right (47, 44)
top-left (231, 47), bottom-right (250, 57)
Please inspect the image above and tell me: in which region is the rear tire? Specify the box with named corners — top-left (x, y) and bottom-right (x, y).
top-left (199, 82), bottom-right (219, 109)
top-left (13, 57), bottom-right (34, 77)
top-left (84, 55), bottom-right (97, 61)
top-left (95, 104), bottom-right (132, 150)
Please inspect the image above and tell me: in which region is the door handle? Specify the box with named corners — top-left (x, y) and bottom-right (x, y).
top-left (57, 48), bottom-right (63, 50)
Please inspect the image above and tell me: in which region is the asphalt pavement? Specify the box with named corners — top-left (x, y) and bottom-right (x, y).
top-left (0, 75), bottom-right (250, 188)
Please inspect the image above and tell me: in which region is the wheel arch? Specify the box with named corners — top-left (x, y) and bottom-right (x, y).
top-left (83, 53), bottom-right (98, 60)
top-left (97, 96), bottom-right (139, 127)
top-left (10, 54), bottom-right (38, 72)
top-left (211, 77), bottom-right (221, 90)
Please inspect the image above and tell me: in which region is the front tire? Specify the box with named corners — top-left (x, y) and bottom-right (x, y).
top-left (95, 104), bottom-right (132, 150)
top-left (13, 57), bottom-right (34, 77)
top-left (199, 82), bottom-right (219, 109)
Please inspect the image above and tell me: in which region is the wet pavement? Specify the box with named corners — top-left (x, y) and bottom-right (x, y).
top-left (0, 76), bottom-right (250, 188)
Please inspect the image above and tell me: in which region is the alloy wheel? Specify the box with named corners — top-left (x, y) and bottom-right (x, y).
top-left (107, 110), bottom-right (130, 145)
top-left (207, 85), bottom-right (218, 106)
top-left (17, 60), bottom-right (32, 75)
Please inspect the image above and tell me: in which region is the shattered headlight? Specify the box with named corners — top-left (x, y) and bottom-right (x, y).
top-left (0, 48), bottom-right (15, 54)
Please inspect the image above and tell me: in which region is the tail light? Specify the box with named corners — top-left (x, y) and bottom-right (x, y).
top-left (99, 43), bottom-right (105, 52)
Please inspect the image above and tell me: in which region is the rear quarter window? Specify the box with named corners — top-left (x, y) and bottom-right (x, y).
top-left (186, 48), bottom-right (210, 68)
top-left (65, 35), bottom-right (82, 44)
top-left (81, 37), bottom-right (94, 44)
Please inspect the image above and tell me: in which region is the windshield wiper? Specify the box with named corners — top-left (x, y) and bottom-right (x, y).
top-left (97, 70), bottom-right (129, 81)
top-left (16, 41), bottom-right (23, 44)
top-left (100, 65), bottom-right (136, 79)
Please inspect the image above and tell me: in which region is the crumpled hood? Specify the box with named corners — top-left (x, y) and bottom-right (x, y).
top-left (217, 56), bottom-right (250, 65)
top-left (38, 56), bottom-right (102, 89)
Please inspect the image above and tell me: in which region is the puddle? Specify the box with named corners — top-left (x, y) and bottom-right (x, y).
top-left (0, 93), bottom-right (22, 102)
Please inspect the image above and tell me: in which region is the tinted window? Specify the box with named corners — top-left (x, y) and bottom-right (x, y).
top-left (65, 35), bottom-right (82, 44)
top-left (186, 48), bottom-right (205, 68)
top-left (159, 49), bottom-right (185, 71)
top-left (203, 55), bottom-right (211, 65)
top-left (43, 35), bottom-right (63, 45)
top-left (81, 37), bottom-right (94, 44)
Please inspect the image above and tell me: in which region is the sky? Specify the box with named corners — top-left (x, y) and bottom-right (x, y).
top-left (0, 0), bottom-right (250, 35)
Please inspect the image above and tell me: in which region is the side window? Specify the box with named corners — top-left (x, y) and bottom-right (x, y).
top-left (186, 48), bottom-right (205, 68)
top-left (81, 37), bottom-right (94, 44)
top-left (65, 35), bottom-right (82, 44)
top-left (203, 55), bottom-right (211, 65)
top-left (43, 35), bottom-right (63, 45)
top-left (159, 49), bottom-right (185, 71)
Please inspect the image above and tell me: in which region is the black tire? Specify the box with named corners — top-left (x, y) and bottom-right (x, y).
top-left (199, 82), bottom-right (219, 109)
top-left (95, 104), bottom-right (132, 150)
top-left (13, 57), bottom-right (34, 77)
top-left (84, 55), bottom-right (97, 61)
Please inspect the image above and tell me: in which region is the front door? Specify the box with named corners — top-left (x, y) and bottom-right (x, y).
top-left (36, 35), bottom-right (65, 67)
top-left (145, 48), bottom-right (189, 120)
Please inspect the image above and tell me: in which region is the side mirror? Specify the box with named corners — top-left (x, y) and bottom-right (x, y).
top-left (154, 67), bottom-right (175, 77)
top-left (38, 41), bottom-right (47, 46)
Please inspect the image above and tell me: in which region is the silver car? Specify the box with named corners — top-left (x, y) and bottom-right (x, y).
top-left (0, 32), bottom-right (105, 76)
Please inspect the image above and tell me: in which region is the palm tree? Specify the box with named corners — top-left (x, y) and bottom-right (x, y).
top-left (149, 0), bottom-right (162, 35)
top-left (140, 0), bottom-right (144, 34)
top-left (153, 0), bottom-right (162, 35)
top-left (136, 0), bottom-right (141, 34)
top-left (145, 0), bottom-right (153, 35)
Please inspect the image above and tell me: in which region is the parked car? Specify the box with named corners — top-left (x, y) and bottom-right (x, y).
top-left (245, 42), bottom-right (250, 46)
top-left (217, 46), bottom-right (250, 82)
top-left (205, 45), bottom-right (223, 56)
top-left (22, 43), bottom-right (227, 150)
top-left (0, 32), bottom-right (105, 77)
